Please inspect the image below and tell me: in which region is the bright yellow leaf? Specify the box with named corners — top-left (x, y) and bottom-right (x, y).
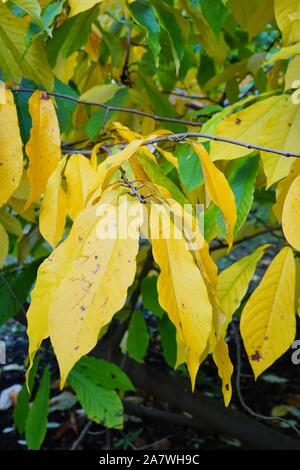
top-left (49, 192), bottom-right (143, 386)
top-left (39, 157), bottom-right (67, 248)
top-left (217, 246), bottom-right (266, 335)
top-left (0, 90), bottom-right (23, 208)
top-left (65, 153), bottom-right (97, 220)
top-left (285, 56), bottom-right (300, 89)
top-left (210, 95), bottom-right (283, 161)
top-left (25, 90), bottom-right (61, 209)
top-left (212, 337), bottom-right (233, 407)
top-left (282, 173), bottom-right (300, 251)
top-left (275, 0), bottom-right (300, 45)
top-left (150, 202), bottom-right (212, 389)
top-left (240, 247), bottom-right (296, 379)
top-left (273, 159), bottom-right (300, 220)
top-left (191, 142), bottom-right (236, 248)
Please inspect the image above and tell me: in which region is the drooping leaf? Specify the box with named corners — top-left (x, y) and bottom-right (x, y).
top-left (129, 0), bottom-right (161, 62)
top-left (150, 202), bottom-right (212, 389)
top-left (25, 367), bottom-right (50, 450)
top-left (240, 247), bottom-right (296, 379)
top-left (0, 90), bottom-right (23, 208)
top-left (217, 246), bottom-right (266, 334)
top-left (191, 142), bottom-right (236, 248)
top-left (25, 91), bottom-right (61, 209)
top-left (127, 310), bottom-right (149, 362)
top-left (65, 153), bottom-right (97, 220)
top-left (212, 337), bottom-right (233, 407)
top-left (282, 173), bottom-right (300, 251)
top-left (141, 275), bottom-right (164, 318)
top-left (39, 157), bottom-right (67, 248)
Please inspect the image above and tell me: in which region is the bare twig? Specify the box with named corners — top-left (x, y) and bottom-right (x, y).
top-left (71, 420), bottom-right (93, 450)
top-left (232, 322), bottom-right (300, 437)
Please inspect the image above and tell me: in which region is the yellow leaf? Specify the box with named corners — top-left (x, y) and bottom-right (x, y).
top-left (39, 157), bottom-right (67, 248)
top-left (273, 159), bottom-right (300, 220)
top-left (0, 222), bottom-right (8, 268)
top-left (191, 142), bottom-right (236, 248)
top-left (49, 192), bottom-right (143, 386)
top-left (0, 90), bottom-right (23, 208)
top-left (80, 84), bottom-right (120, 102)
top-left (210, 95), bottom-right (283, 161)
top-left (266, 42), bottom-right (300, 62)
top-left (26, 189), bottom-right (121, 384)
top-left (53, 51), bottom-right (78, 84)
top-left (150, 202), bottom-right (212, 389)
top-left (260, 97), bottom-right (299, 187)
top-left (282, 173), bottom-right (300, 251)
top-left (285, 56), bottom-right (300, 89)
top-left (65, 154), bottom-right (97, 220)
top-left (240, 247), bottom-right (296, 379)
top-left (25, 90), bottom-right (61, 209)
top-left (9, 198), bottom-right (35, 223)
top-left (275, 0), bottom-right (300, 45)
top-left (217, 247), bottom-right (266, 335)
top-left (68, 0), bottom-right (103, 16)
top-left (0, 80), bottom-right (5, 104)
top-left (212, 337), bottom-right (233, 407)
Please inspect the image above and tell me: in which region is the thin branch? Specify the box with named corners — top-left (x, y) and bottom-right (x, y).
top-left (232, 322), bottom-right (300, 437)
top-left (12, 87), bottom-right (300, 158)
top-left (10, 87), bottom-right (203, 128)
top-left (63, 132), bottom-right (300, 158)
top-left (71, 420), bottom-right (93, 450)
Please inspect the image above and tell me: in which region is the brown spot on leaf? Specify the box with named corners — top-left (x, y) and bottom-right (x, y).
top-left (235, 118), bottom-right (242, 125)
top-left (74, 345), bottom-right (79, 351)
top-left (251, 350), bottom-right (262, 362)
top-left (225, 384), bottom-right (230, 391)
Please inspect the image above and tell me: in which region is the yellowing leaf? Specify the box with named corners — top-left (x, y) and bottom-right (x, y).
top-left (212, 337), bottom-right (233, 407)
top-left (217, 247), bottom-right (266, 334)
top-left (191, 142), bottom-right (236, 248)
top-left (266, 42), bottom-right (300, 62)
top-left (273, 159), bottom-right (300, 220)
top-left (150, 203), bottom-right (212, 389)
top-left (68, 0), bottom-right (103, 16)
top-left (240, 247), bottom-right (296, 379)
top-left (26, 189), bottom-right (121, 384)
top-left (260, 97), bottom-right (300, 187)
top-left (0, 222), bottom-right (8, 268)
top-left (39, 157), bottom-right (67, 248)
top-left (282, 173), bottom-right (300, 251)
top-left (210, 95), bottom-right (283, 161)
top-left (0, 90), bottom-right (23, 208)
top-left (53, 51), bottom-right (78, 84)
top-left (285, 56), bottom-right (300, 89)
top-left (275, 0), bottom-right (300, 45)
top-left (0, 209), bottom-right (23, 237)
top-left (25, 91), bottom-right (61, 209)
top-left (65, 154), bottom-right (97, 220)
top-left (49, 193), bottom-right (143, 386)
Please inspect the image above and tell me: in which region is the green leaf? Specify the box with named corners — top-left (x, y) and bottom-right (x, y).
top-left (217, 156), bottom-right (260, 237)
top-left (141, 275), bottom-right (164, 318)
top-left (0, 3), bottom-right (53, 89)
top-left (0, 209), bottom-right (23, 237)
top-left (151, 0), bottom-right (184, 74)
top-left (13, 357), bottom-right (40, 434)
top-left (10, 0), bottom-right (46, 31)
top-left (136, 152), bottom-right (189, 206)
top-left (47, 5), bottom-right (99, 67)
top-left (201, 0), bottom-right (229, 37)
top-left (87, 88), bottom-right (128, 140)
top-left (0, 260), bottom-right (41, 326)
top-left (129, 0), bottom-right (161, 62)
top-left (127, 310), bottom-right (149, 362)
top-left (25, 366), bottom-right (50, 450)
top-left (68, 369), bottom-right (123, 428)
top-left (157, 314), bottom-right (176, 368)
top-left (74, 357), bottom-right (134, 392)
top-left (177, 143), bottom-right (204, 192)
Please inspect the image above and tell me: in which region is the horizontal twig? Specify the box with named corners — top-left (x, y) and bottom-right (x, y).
top-left (62, 132), bottom-right (300, 158)
top-left (11, 87), bottom-right (300, 158)
top-left (10, 87), bottom-right (202, 128)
